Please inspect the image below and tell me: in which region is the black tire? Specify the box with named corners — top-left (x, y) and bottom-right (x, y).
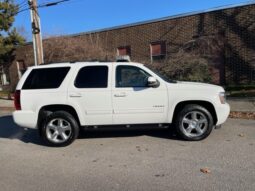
top-left (40, 111), bottom-right (79, 147)
top-left (175, 104), bottom-right (214, 141)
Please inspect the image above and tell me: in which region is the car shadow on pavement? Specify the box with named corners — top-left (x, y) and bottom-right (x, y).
top-left (0, 115), bottom-right (181, 146)
top-left (0, 115), bottom-right (44, 145)
top-left (79, 127), bottom-right (180, 140)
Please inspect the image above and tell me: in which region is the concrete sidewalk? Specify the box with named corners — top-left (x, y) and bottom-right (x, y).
top-left (228, 97), bottom-right (255, 112)
top-left (0, 98), bottom-right (254, 112)
top-left (0, 99), bottom-right (13, 109)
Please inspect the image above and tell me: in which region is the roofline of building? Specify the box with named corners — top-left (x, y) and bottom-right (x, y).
top-left (22, 0), bottom-right (254, 45)
top-left (65, 0), bottom-right (255, 38)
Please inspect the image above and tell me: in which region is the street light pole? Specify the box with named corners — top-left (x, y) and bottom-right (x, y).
top-left (28, 0), bottom-right (44, 66)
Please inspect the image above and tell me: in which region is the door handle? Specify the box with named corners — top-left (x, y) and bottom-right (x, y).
top-left (69, 93), bottom-right (82, 98)
top-left (114, 93), bottom-right (127, 97)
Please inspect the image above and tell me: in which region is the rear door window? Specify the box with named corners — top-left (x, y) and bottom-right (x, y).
top-left (74, 66), bottom-right (108, 88)
top-left (22, 67), bottom-right (70, 90)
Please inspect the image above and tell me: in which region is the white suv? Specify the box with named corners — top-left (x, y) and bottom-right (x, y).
top-left (13, 62), bottom-right (230, 146)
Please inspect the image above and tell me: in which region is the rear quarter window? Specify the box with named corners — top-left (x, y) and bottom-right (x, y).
top-left (22, 67), bottom-right (70, 90)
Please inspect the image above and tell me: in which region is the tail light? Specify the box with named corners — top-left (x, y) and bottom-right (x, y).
top-left (14, 90), bottom-right (21, 110)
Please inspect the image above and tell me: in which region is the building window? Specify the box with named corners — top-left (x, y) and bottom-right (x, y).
top-left (150, 41), bottom-right (166, 61)
top-left (117, 46), bottom-right (131, 56)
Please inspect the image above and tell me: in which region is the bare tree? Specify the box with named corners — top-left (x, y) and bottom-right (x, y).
top-left (43, 34), bottom-right (115, 64)
top-left (147, 34), bottom-right (226, 83)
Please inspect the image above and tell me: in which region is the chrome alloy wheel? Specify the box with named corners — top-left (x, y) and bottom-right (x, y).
top-left (181, 111), bottom-right (208, 138)
top-left (46, 118), bottom-right (72, 143)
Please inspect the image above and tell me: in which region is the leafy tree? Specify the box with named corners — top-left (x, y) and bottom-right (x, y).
top-left (0, 0), bottom-right (25, 65)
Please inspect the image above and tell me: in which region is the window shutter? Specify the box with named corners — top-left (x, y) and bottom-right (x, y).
top-left (151, 42), bottom-right (166, 56)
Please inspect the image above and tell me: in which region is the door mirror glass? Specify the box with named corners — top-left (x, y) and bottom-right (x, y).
top-left (147, 77), bottom-right (159, 88)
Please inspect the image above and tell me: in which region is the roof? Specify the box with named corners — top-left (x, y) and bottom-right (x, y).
top-left (29, 62), bottom-right (143, 69)
top-left (65, 1), bottom-right (255, 38)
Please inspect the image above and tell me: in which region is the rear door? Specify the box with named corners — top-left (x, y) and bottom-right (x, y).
top-left (67, 65), bottom-right (113, 126)
top-left (112, 64), bottom-right (168, 125)
top-left (21, 67), bottom-right (71, 112)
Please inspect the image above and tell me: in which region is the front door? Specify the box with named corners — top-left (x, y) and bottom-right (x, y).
top-left (112, 65), bottom-right (168, 125)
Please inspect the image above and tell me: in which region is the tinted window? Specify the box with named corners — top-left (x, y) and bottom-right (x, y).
top-left (116, 66), bottom-right (151, 87)
top-left (22, 67), bottom-right (70, 90)
top-left (75, 66), bottom-right (108, 88)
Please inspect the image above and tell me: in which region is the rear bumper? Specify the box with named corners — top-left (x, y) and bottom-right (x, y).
top-left (12, 111), bottom-right (38, 129)
top-left (215, 103), bottom-right (230, 125)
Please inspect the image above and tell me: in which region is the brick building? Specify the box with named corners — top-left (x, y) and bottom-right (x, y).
top-left (1, 2), bottom-right (255, 91)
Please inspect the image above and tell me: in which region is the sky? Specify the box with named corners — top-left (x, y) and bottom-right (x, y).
top-left (14, 0), bottom-right (254, 40)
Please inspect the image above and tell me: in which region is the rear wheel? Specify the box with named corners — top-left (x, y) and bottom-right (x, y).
top-left (40, 111), bottom-right (79, 147)
top-left (175, 104), bottom-right (214, 141)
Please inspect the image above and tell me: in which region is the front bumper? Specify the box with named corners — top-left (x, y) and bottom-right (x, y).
top-left (215, 103), bottom-right (230, 125)
top-left (13, 111), bottom-right (38, 129)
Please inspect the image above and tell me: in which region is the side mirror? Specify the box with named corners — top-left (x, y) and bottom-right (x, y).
top-left (147, 77), bottom-right (160, 88)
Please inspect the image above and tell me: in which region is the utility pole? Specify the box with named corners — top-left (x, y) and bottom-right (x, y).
top-left (28, 0), bottom-right (44, 66)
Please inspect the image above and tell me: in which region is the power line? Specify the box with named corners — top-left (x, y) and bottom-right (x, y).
top-left (16, 0), bottom-right (26, 5)
top-left (38, 0), bottom-right (70, 7)
top-left (19, 5), bottom-right (29, 10)
top-left (13, 0), bottom-right (72, 16)
top-left (17, 0), bottom-right (26, 6)
top-left (14, 7), bottom-right (30, 16)
top-left (16, 0), bottom-right (29, 10)
top-left (19, 0), bottom-right (27, 6)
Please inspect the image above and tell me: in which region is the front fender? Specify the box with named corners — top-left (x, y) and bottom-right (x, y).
top-left (167, 96), bottom-right (217, 124)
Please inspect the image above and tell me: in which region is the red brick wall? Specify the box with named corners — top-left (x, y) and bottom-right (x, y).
top-left (6, 4), bottom-right (255, 90)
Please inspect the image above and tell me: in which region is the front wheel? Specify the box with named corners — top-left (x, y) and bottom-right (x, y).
top-left (175, 104), bottom-right (214, 141)
top-left (40, 111), bottom-right (79, 147)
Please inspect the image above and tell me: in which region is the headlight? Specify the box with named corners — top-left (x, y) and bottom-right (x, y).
top-left (219, 92), bottom-right (226, 104)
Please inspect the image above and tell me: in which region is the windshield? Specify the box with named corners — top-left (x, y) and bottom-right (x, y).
top-left (144, 65), bottom-right (177, 83)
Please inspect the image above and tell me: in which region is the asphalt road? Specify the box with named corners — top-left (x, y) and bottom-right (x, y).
top-left (0, 112), bottom-right (254, 191)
